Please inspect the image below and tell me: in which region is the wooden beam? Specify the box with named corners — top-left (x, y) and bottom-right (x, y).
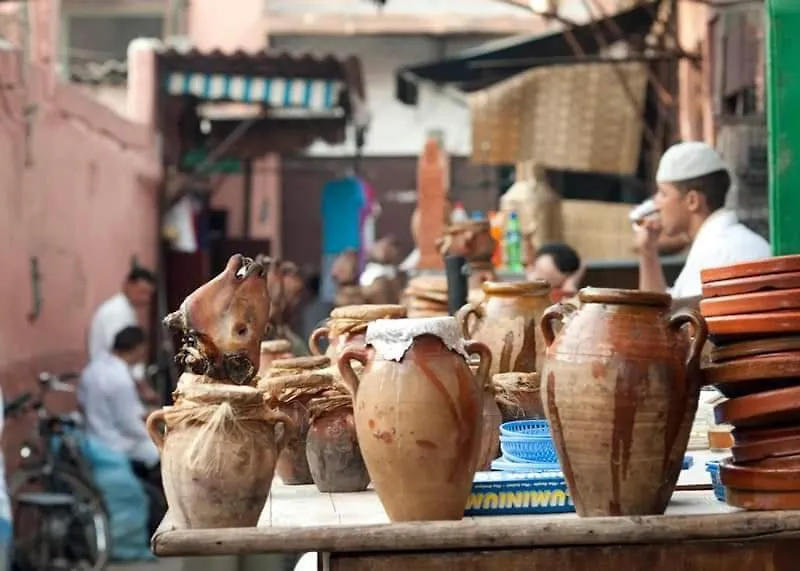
top-left (264, 12), bottom-right (548, 36)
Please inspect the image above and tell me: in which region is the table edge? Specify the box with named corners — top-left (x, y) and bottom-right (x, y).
top-left (152, 510), bottom-right (800, 557)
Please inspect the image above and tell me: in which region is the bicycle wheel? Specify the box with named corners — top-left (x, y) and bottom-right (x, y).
top-left (10, 468), bottom-right (111, 571)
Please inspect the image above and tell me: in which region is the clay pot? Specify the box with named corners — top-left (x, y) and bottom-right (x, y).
top-left (258, 365), bottom-right (332, 485)
top-left (309, 304), bottom-right (407, 359)
top-left (457, 280), bottom-right (552, 376)
top-left (492, 372), bottom-right (544, 422)
top-left (700, 288), bottom-right (800, 317)
top-left (305, 392), bottom-right (371, 493)
top-left (539, 288), bottom-right (707, 517)
top-left (338, 316), bottom-right (491, 521)
top-left (469, 361), bottom-right (501, 471)
top-left (437, 220), bottom-right (495, 262)
top-left (146, 384), bottom-right (291, 529)
top-left (258, 339), bottom-right (293, 373)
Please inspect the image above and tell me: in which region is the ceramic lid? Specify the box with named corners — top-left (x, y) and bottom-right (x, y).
top-left (365, 316), bottom-right (469, 362)
top-left (269, 356), bottom-right (331, 372)
top-left (330, 304), bottom-right (407, 321)
top-left (260, 339), bottom-right (292, 353)
top-left (701, 254), bottom-right (800, 284)
top-left (176, 383), bottom-right (263, 405)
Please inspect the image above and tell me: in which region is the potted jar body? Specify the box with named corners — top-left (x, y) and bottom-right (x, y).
top-left (540, 288), bottom-right (707, 517)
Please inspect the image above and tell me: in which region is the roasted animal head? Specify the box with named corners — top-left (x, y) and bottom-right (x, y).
top-left (163, 254), bottom-right (276, 385)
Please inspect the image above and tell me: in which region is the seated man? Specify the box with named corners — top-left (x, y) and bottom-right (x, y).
top-left (527, 242), bottom-right (586, 299)
top-left (79, 326), bottom-right (163, 533)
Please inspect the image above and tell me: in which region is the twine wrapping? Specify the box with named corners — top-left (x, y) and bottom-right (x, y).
top-left (266, 356), bottom-right (331, 378)
top-left (163, 397), bottom-right (275, 476)
top-left (258, 372), bottom-right (333, 406)
top-left (307, 389), bottom-right (353, 423)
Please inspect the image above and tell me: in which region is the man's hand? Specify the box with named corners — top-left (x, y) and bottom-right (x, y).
top-left (633, 218), bottom-right (662, 255)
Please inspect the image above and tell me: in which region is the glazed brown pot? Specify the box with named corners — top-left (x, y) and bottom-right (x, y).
top-left (493, 372), bottom-right (544, 422)
top-left (305, 394), bottom-right (371, 493)
top-left (539, 288), bottom-right (707, 517)
top-left (457, 280), bottom-right (552, 376)
top-left (258, 367), bottom-right (332, 485)
top-left (338, 316), bottom-right (491, 521)
top-left (146, 384), bottom-right (291, 529)
top-left (309, 304), bottom-right (407, 359)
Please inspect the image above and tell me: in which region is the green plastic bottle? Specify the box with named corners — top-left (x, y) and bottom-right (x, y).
top-left (505, 211), bottom-right (523, 272)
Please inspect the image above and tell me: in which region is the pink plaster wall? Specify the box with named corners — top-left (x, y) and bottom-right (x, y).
top-left (0, 49), bottom-right (159, 465)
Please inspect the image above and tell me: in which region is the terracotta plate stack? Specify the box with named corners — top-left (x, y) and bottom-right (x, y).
top-left (403, 275), bottom-right (449, 317)
top-left (699, 255), bottom-right (800, 510)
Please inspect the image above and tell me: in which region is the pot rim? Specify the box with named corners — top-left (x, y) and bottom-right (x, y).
top-left (260, 339), bottom-right (292, 354)
top-left (578, 287), bottom-right (671, 307)
top-left (482, 280), bottom-right (551, 296)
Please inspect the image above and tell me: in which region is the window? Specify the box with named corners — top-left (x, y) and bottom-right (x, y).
top-left (63, 13), bottom-right (164, 82)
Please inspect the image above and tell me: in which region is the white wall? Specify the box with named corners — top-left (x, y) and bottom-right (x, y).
top-left (270, 34), bottom-right (502, 157)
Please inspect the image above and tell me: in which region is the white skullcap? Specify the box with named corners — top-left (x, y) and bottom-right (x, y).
top-left (655, 141), bottom-right (729, 184)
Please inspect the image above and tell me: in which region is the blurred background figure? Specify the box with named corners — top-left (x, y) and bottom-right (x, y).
top-left (360, 235), bottom-right (402, 304)
top-left (527, 242), bottom-right (586, 301)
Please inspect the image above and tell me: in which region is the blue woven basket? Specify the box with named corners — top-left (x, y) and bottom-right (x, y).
top-left (499, 433), bottom-right (560, 464)
top-left (499, 419), bottom-right (551, 438)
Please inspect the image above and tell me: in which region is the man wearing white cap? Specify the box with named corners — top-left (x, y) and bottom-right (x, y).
top-left (635, 141), bottom-right (771, 304)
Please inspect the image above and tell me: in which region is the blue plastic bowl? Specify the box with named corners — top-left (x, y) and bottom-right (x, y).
top-left (499, 433), bottom-right (560, 464)
top-left (500, 419), bottom-right (551, 438)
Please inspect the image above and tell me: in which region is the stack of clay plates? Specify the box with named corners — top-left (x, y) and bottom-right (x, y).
top-left (699, 254), bottom-right (800, 510)
top-left (403, 275), bottom-right (449, 317)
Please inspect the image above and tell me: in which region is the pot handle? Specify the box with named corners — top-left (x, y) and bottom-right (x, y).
top-left (338, 345), bottom-right (368, 397)
top-left (668, 308), bottom-right (709, 371)
top-left (540, 303), bottom-right (568, 349)
top-left (455, 303), bottom-right (484, 339)
top-left (464, 340), bottom-right (493, 389)
top-left (146, 408), bottom-right (166, 451)
top-left (265, 408), bottom-right (296, 454)
top-left (308, 326), bottom-right (330, 356)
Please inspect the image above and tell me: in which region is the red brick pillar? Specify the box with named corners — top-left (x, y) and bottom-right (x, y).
top-left (416, 132), bottom-right (449, 270)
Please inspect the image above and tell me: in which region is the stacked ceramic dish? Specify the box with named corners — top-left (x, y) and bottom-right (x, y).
top-left (699, 254), bottom-right (800, 510)
top-left (403, 276), bottom-right (450, 317)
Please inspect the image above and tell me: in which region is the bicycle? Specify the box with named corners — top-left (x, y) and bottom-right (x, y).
top-left (5, 372), bottom-right (111, 571)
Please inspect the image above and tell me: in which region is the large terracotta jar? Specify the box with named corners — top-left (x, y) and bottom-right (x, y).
top-left (457, 280), bottom-right (552, 376)
top-left (338, 317), bottom-right (491, 521)
top-left (146, 384), bottom-right (291, 529)
top-left (539, 288), bottom-right (707, 517)
top-left (259, 356), bottom-right (331, 485)
top-left (309, 304), bottom-right (407, 359)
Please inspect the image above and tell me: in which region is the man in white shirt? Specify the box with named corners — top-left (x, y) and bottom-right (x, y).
top-left (79, 326), bottom-right (164, 534)
top-left (87, 267), bottom-right (156, 362)
top-left (636, 141), bottom-right (771, 305)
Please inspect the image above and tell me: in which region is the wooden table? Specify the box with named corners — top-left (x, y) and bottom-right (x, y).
top-left (153, 482), bottom-right (800, 571)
